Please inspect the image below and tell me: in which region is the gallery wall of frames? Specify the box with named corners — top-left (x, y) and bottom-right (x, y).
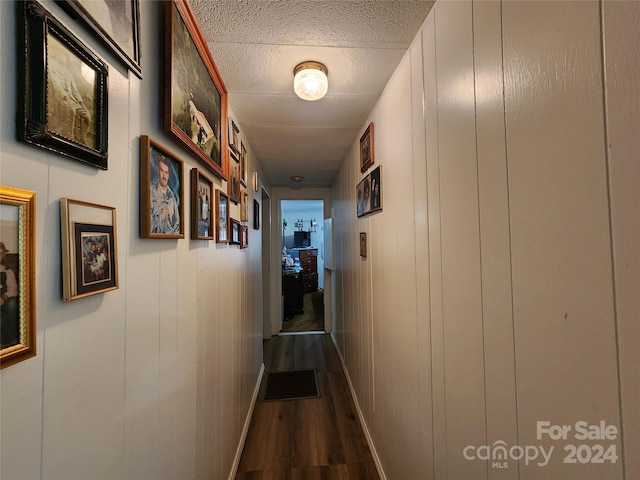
top-left (2, 0), bottom-right (263, 370)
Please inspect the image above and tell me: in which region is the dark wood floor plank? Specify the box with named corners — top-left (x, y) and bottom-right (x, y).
top-left (236, 334), bottom-right (379, 480)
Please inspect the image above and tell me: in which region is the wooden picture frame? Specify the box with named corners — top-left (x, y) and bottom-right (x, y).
top-left (56, 0), bottom-right (142, 78)
top-left (252, 171), bottom-right (259, 193)
top-left (253, 199), bottom-right (260, 230)
top-left (0, 187), bottom-right (36, 369)
top-left (229, 218), bottom-right (240, 245)
top-left (228, 118), bottom-right (240, 155)
top-left (228, 152), bottom-right (241, 204)
top-left (215, 189), bottom-right (229, 243)
top-left (190, 168), bottom-right (213, 240)
top-left (239, 225), bottom-right (248, 249)
top-left (360, 122), bottom-right (374, 173)
top-left (359, 232), bottom-right (367, 258)
top-left (18, 0), bottom-right (108, 169)
top-left (240, 191), bottom-right (248, 222)
top-left (357, 165), bottom-right (382, 218)
top-left (60, 198), bottom-right (118, 302)
top-left (139, 135), bottom-right (185, 239)
top-left (164, 0), bottom-right (228, 180)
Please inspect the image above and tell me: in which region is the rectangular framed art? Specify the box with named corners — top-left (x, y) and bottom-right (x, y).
top-left (357, 165), bottom-right (382, 217)
top-left (359, 232), bottom-right (367, 258)
top-left (60, 198), bottom-right (118, 302)
top-left (239, 225), bottom-right (248, 249)
top-left (139, 135), bottom-right (185, 239)
top-left (164, 0), bottom-right (228, 180)
top-left (240, 142), bottom-right (248, 187)
top-left (228, 152), bottom-right (241, 204)
top-left (215, 189), bottom-right (229, 243)
top-left (191, 168), bottom-right (213, 240)
top-left (56, 0), bottom-right (142, 78)
top-left (228, 118), bottom-right (240, 155)
top-left (253, 199), bottom-right (260, 230)
top-left (0, 186), bottom-right (36, 369)
top-left (18, 0), bottom-right (108, 169)
top-left (360, 122), bottom-right (374, 173)
top-left (229, 218), bottom-right (240, 245)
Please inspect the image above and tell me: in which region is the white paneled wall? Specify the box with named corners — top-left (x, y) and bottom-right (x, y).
top-left (0, 2), bottom-right (265, 479)
top-left (331, 1), bottom-right (638, 479)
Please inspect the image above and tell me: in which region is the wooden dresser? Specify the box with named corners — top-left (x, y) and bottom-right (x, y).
top-left (290, 248), bottom-right (318, 293)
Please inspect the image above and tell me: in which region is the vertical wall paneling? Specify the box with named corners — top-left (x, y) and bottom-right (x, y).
top-left (602, 2), bottom-right (640, 478)
top-left (472, 2), bottom-right (519, 479)
top-left (503, 1), bottom-right (621, 478)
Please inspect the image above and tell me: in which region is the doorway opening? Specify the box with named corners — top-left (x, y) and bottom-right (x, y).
top-left (281, 200), bottom-right (324, 333)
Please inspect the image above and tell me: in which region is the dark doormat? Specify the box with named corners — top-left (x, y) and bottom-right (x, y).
top-left (263, 369), bottom-right (320, 401)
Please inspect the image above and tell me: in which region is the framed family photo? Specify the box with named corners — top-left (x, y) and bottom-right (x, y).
top-left (229, 218), bottom-right (240, 245)
top-left (60, 198), bottom-right (118, 302)
top-left (215, 189), bottom-right (229, 243)
top-left (239, 225), bottom-right (248, 249)
top-left (0, 186), bottom-right (36, 369)
top-left (357, 165), bottom-right (382, 217)
top-left (56, 0), bottom-right (142, 78)
top-left (359, 232), bottom-right (367, 257)
top-left (253, 199), bottom-right (260, 230)
top-left (191, 168), bottom-right (214, 240)
top-left (228, 152), bottom-right (241, 204)
top-left (228, 118), bottom-right (240, 155)
top-left (18, 0), bottom-right (108, 169)
top-left (164, 0), bottom-right (228, 179)
top-left (360, 122), bottom-right (374, 173)
top-left (139, 135), bottom-right (185, 239)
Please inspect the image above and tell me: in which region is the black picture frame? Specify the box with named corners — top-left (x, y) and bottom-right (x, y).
top-left (229, 218), bottom-right (240, 245)
top-left (74, 223), bottom-right (117, 296)
top-left (18, 0), bottom-right (109, 170)
top-left (357, 165), bottom-right (382, 217)
top-left (56, 0), bottom-right (142, 78)
top-left (164, 0), bottom-right (228, 180)
top-left (253, 199), bottom-right (260, 230)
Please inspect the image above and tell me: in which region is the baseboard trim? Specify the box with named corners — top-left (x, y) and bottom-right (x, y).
top-left (330, 333), bottom-right (387, 480)
top-left (227, 362), bottom-right (265, 480)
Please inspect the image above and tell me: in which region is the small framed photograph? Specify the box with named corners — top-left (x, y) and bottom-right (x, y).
top-left (18, 0), bottom-right (108, 169)
top-left (164, 0), bottom-right (227, 179)
top-left (229, 218), bottom-right (240, 245)
top-left (139, 136), bottom-right (184, 239)
top-left (356, 165), bottom-right (382, 217)
top-left (360, 122), bottom-right (374, 173)
top-left (252, 171), bottom-right (259, 192)
top-left (60, 198), bottom-right (118, 302)
top-left (228, 152), bottom-right (241, 204)
top-left (253, 199), bottom-right (260, 230)
top-left (215, 189), bottom-right (229, 243)
top-left (0, 186), bottom-right (36, 369)
top-left (228, 118), bottom-right (240, 155)
top-left (240, 191), bottom-right (248, 222)
top-left (359, 232), bottom-right (367, 258)
top-left (240, 142), bottom-right (248, 187)
top-left (191, 168), bottom-right (213, 240)
top-left (56, 0), bottom-right (142, 78)
top-left (239, 225), bottom-right (248, 249)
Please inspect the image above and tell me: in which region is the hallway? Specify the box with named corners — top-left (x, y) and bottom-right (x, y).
top-left (235, 334), bottom-right (380, 480)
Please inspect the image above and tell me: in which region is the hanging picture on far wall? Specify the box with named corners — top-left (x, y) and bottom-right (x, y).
top-left (356, 165), bottom-right (382, 218)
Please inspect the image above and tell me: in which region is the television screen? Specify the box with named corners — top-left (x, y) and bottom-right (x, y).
top-left (294, 231), bottom-right (311, 247)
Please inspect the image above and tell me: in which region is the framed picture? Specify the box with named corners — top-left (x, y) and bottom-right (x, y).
top-left (60, 198), bottom-right (118, 302)
top-left (356, 165), bottom-right (382, 217)
top-left (190, 168), bottom-right (213, 240)
top-left (240, 191), bottom-right (248, 222)
top-left (215, 189), bottom-right (229, 243)
top-left (239, 225), bottom-right (248, 249)
top-left (139, 135), bottom-right (185, 239)
top-left (0, 187), bottom-right (36, 369)
top-left (229, 218), bottom-right (240, 245)
top-left (164, 0), bottom-right (228, 180)
top-left (360, 122), bottom-right (374, 173)
top-left (228, 118), bottom-right (240, 155)
top-left (240, 142), bottom-right (248, 187)
top-left (228, 152), bottom-right (241, 204)
top-left (18, 0), bottom-right (108, 169)
top-left (56, 0), bottom-right (142, 78)
top-left (359, 232), bottom-right (367, 258)
top-left (253, 199), bottom-right (260, 230)
top-left (252, 171), bottom-right (259, 193)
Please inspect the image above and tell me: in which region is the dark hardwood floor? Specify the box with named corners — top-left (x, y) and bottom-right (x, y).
top-left (235, 334), bottom-right (380, 480)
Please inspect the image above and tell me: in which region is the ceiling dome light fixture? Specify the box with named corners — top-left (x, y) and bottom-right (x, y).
top-left (290, 175), bottom-right (304, 182)
top-left (293, 61), bottom-right (328, 101)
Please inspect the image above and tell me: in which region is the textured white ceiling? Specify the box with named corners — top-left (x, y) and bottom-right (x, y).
top-left (190, 0), bottom-right (435, 187)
